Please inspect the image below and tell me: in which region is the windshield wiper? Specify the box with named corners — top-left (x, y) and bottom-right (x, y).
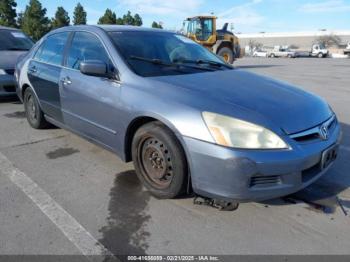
top-left (129, 56), bottom-right (216, 72)
top-left (173, 59), bottom-right (233, 69)
top-left (6, 48), bottom-right (29, 51)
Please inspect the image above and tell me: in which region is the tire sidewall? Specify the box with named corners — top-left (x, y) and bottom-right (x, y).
top-left (217, 47), bottom-right (234, 64)
top-left (132, 122), bottom-right (187, 199)
top-left (24, 88), bottom-right (44, 129)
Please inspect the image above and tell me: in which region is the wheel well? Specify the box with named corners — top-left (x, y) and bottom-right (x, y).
top-left (217, 41), bottom-right (233, 53)
top-left (22, 84), bottom-right (30, 99)
top-left (124, 116), bottom-right (192, 194)
top-left (124, 116), bottom-right (158, 162)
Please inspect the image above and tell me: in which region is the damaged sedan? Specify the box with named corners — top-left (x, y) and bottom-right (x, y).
top-left (16, 25), bottom-right (341, 207)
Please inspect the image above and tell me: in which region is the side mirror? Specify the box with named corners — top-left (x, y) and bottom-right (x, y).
top-left (80, 60), bottom-right (107, 77)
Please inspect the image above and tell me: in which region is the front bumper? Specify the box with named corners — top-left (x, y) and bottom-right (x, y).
top-left (0, 75), bottom-right (16, 96)
top-left (184, 122), bottom-right (341, 202)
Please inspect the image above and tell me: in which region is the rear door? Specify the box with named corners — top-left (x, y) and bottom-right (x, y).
top-left (59, 31), bottom-right (122, 151)
top-left (27, 32), bottom-right (70, 122)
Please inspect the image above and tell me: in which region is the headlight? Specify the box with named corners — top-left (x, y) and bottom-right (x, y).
top-left (0, 69), bottom-right (6, 75)
top-left (202, 112), bottom-right (288, 149)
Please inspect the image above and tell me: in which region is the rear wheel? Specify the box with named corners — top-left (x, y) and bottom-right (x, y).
top-left (270, 53), bottom-right (275, 58)
top-left (24, 88), bottom-right (49, 129)
top-left (132, 122), bottom-right (188, 199)
top-left (217, 47), bottom-right (234, 64)
top-left (318, 53), bottom-right (324, 58)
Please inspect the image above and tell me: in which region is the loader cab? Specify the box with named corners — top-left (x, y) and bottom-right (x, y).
top-left (183, 16), bottom-right (217, 44)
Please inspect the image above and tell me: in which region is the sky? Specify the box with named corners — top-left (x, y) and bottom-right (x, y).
top-left (16, 0), bottom-right (350, 33)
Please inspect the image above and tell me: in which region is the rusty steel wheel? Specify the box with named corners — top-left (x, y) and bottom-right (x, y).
top-left (139, 137), bottom-right (174, 189)
top-left (132, 121), bottom-right (188, 199)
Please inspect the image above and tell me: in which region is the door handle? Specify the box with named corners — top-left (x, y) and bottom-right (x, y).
top-left (60, 77), bottom-right (72, 86)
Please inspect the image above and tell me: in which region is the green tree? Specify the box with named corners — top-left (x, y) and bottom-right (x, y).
top-left (73, 2), bottom-right (86, 25)
top-left (116, 17), bottom-right (123, 25)
top-left (17, 11), bottom-right (23, 28)
top-left (133, 13), bottom-right (142, 26)
top-left (51, 6), bottom-right (70, 29)
top-left (152, 21), bottom-right (162, 29)
top-left (122, 11), bottom-right (134, 25)
top-left (21, 0), bottom-right (50, 41)
top-left (0, 0), bottom-right (17, 28)
top-left (98, 8), bottom-right (116, 24)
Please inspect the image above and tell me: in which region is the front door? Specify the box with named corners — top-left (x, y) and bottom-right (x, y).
top-left (60, 31), bottom-right (122, 151)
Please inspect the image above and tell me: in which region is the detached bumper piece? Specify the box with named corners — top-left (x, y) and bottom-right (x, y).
top-left (193, 195), bottom-right (239, 211)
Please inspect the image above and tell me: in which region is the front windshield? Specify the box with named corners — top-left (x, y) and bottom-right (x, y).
top-left (0, 30), bottom-right (34, 51)
top-left (109, 31), bottom-right (228, 77)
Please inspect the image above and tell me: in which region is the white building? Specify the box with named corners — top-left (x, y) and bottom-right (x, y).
top-left (237, 30), bottom-right (350, 52)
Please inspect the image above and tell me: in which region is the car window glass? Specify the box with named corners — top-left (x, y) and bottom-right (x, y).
top-left (109, 31), bottom-right (224, 77)
top-left (0, 30), bottom-right (33, 51)
top-left (34, 32), bottom-right (69, 65)
top-left (67, 32), bottom-right (110, 70)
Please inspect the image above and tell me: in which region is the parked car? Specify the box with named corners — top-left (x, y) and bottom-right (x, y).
top-left (268, 46), bottom-right (296, 58)
top-left (253, 49), bottom-right (268, 57)
top-left (0, 26), bottom-right (33, 97)
top-left (344, 42), bottom-right (350, 56)
top-left (16, 26), bottom-right (341, 207)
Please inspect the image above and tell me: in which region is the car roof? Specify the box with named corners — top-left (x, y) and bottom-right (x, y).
top-left (0, 26), bottom-right (20, 31)
top-left (51, 25), bottom-right (174, 34)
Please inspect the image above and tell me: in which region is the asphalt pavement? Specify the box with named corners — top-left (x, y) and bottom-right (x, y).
top-left (0, 57), bottom-right (350, 259)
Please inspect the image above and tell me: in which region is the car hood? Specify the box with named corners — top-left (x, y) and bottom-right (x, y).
top-left (150, 69), bottom-right (332, 134)
top-left (0, 50), bottom-right (28, 69)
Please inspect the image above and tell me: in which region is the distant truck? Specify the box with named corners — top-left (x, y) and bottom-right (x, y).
top-left (344, 43), bottom-right (350, 56)
top-left (268, 46), bottom-right (296, 58)
top-left (290, 44), bottom-right (329, 58)
top-left (309, 44), bottom-right (328, 58)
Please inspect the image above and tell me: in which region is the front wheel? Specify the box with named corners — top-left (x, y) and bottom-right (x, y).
top-left (318, 53), bottom-right (324, 58)
top-left (217, 47), bottom-right (234, 64)
top-left (132, 122), bottom-right (188, 199)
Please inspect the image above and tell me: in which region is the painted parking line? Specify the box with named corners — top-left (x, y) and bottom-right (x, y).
top-left (0, 152), bottom-right (116, 260)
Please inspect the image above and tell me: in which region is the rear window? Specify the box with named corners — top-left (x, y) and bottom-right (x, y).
top-left (0, 29), bottom-right (34, 51)
top-left (34, 32), bottom-right (69, 66)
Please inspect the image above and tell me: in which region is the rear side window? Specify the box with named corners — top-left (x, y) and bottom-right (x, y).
top-left (34, 32), bottom-right (69, 66)
top-left (66, 32), bottom-right (110, 70)
top-left (0, 30), bottom-right (33, 51)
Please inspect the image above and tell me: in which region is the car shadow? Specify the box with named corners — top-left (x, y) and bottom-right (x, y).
top-left (261, 122), bottom-right (350, 215)
top-left (99, 170), bottom-right (151, 259)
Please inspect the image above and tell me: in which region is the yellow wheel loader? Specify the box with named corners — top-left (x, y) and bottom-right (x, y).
top-left (182, 16), bottom-right (241, 64)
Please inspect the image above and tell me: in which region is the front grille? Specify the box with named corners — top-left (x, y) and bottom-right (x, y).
top-left (3, 85), bottom-right (15, 92)
top-left (293, 133), bottom-right (319, 142)
top-left (250, 175), bottom-right (281, 187)
top-left (290, 116), bottom-right (336, 142)
top-left (4, 69), bottom-right (15, 75)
